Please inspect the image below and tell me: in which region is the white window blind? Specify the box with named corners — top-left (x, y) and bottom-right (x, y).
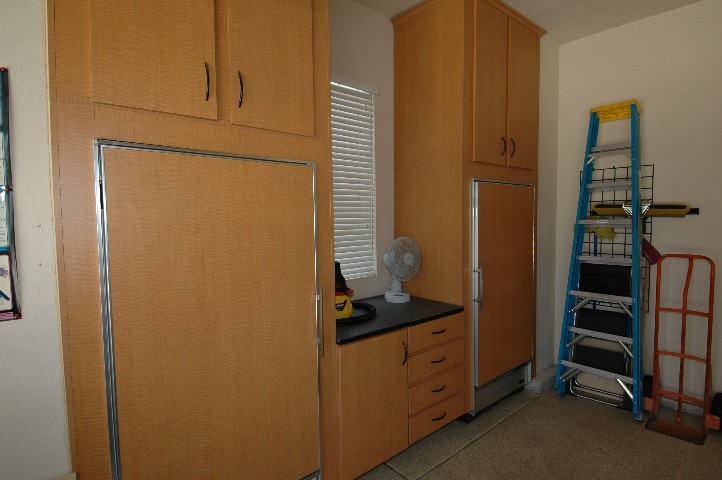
top-left (331, 81), bottom-right (377, 280)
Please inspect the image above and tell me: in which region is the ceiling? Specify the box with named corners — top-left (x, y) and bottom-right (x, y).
top-left (353, 0), bottom-right (703, 44)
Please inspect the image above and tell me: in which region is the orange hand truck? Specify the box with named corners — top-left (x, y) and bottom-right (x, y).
top-left (645, 254), bottom-right (719, 444)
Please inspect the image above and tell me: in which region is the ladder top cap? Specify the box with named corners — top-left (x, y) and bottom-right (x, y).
top-left (590, 99), bottom-right (641, 122)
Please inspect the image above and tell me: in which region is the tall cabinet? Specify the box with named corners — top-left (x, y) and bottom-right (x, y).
top-left (48, 0), bottom-right (337, 478)
top-left (393, 0), bottom-right (543, 414)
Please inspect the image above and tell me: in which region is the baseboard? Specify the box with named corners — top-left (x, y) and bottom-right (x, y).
top-left (525, 365), bottom-right (556, 393)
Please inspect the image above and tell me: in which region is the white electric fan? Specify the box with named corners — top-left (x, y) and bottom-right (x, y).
top-left (383, 236), bottom-right (421, 303)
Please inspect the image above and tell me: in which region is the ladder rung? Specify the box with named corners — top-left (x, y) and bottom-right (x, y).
top-left (588, 142), bottom-right (631, 156)
top-left (579, 218), bottom-right (632, 227)
top-left (561, 360), bottom-right (633, 384)
top-left (578, 255), bottom-right (632, 266)
top-left (586, 180), bottom-right (632, 191)
top-left (570, 290), bottom-right (633, 305)
top-left (568, 326), bottom-right (633, 345)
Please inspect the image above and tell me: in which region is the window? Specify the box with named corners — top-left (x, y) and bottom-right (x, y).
top-left (331, 80), bottom-right (377, 280)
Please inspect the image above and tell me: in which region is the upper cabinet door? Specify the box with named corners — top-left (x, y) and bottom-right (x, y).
top-left (90, 0), bottom-right (218, 120)
top-left (228, 0), bottom-right (315, 137)
top-left (507, 19), bottom-right (540, 170)
top-left (473, 0), bottom-right (508, 166)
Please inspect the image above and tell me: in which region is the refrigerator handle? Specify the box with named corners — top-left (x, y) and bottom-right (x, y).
top-left (318, 287), bottom-right (325, 358)
top-left (473, 264), bottom-right (483, 306)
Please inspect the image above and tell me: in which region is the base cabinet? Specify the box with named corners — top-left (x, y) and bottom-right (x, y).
top-left (337, 314), bottom-right (465, 478)
top-left (407, 315), bottom-right (466, 444)
top-left (338, 329), bottom-right (409, 480)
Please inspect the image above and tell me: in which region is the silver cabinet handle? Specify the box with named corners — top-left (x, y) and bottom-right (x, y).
top-left (473, 264), bottom-right (483, 304)
top-left (317, 287), bottom-right (324, 357)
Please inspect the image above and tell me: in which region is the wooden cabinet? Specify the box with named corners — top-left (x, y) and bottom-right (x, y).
top-left (473, 0), bottom-right (540, 170)
top-left (90, 0), bottom-right (218, 120)
top-left (87, 0), bottom-right (317, 136)
top-left (228, 0), bottom-right (315, 136)
top-left (48, 1), bottom-right (335, 479)
top-left (337, 314), bottom-right (466, 477)
top-left (407, 315), bottom-right (466, 444)
top-left (338, 330), bottom-right (409, 480)
top-left (393, 0), bottom-right (543, 413)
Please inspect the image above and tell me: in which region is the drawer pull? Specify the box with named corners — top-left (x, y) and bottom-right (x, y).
top-left (432, 412), bottom-right (447, 422)
top-left (237, 70), bottom-right (245, 108)
top-left (431, 356), bottom-right (446, 364)
top-left (402, 341), bottom-right (408, 366)
top-left (204, 62), bottom-right (210, 101)
top-left (431, 328), bottom-right (447, 335)
top-left (431, 384), bottom-right (447, 393)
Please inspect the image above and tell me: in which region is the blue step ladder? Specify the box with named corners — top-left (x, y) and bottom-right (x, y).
top-left (555, 100), bottom-right (644, 420)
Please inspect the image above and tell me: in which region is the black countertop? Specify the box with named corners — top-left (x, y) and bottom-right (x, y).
top-left (336, 295), bottom-right (464, 345)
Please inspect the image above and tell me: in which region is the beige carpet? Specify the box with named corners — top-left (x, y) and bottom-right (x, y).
top-left (361, 389), bottom-right (722, 479)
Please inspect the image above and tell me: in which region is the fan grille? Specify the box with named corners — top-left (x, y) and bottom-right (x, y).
top-left (385, 237), bottom-right (421, 282)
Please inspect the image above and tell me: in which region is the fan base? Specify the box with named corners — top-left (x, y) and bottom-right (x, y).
top-left (385, 291), bottom-right (410, 303)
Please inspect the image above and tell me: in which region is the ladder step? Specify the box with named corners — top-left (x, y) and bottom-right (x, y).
top-left (569, 327), bottom-right (633, 345)
top-left (586, 180), bottom-right (632, 191)
top-left (579, 218), bottom-right (632, 227)
top-left (588, 142), bottom-right (631, 157)
top-left (578, 255), bottom-right (632, 266)
top-left (561, 360), bottom-right (633, 384)
top-left (570, 290), bottom-right (633, 305)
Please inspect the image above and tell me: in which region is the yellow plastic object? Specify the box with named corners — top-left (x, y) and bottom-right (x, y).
top-left (590, 99), bottom-right (640, 122)
top-left (335, 293), bottom-right (353, 319)
top-left (584, 216), bottom-right (616, 240)
top-left (593, 203), bottom-right (697, 217)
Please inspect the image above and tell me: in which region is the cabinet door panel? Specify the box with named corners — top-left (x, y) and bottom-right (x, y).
top-left (473, 0), bottom-right (507, 166)
top-left (91, 0), bottom-right (218, 120)
top-left (228, 0), bottom-right (315, 136)
top-left (507, 19), bottom-right (540, 170)
top-left (338, 330), bottom-right (408, 479)
top-left (103, 148), bottom-right (319, 479)
top-left (476, 182), bottom-right (534, 385)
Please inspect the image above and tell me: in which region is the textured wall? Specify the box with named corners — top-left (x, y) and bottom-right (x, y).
top-left (0, 0), bottom-right (71, 479)
top-left (535, 35), bottom-right (560, 374)
top-left (556, 0), bottom-right (722, 395)
top-left (330, 0), bottom-right (395, 299)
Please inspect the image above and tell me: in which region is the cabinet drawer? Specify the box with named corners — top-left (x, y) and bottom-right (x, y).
top-left (408, 365), bottom-right (464, 416)
top-left (407, 313), bottom-right (464, 353)
top-left (408, 338), bottom-right (464, 385)
top-left (409, 391), bottom-right (465, 444)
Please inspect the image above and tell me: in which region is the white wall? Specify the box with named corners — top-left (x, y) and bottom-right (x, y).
top-left (535, 36), bottom-right (560, 373)
top-left (555, 0), bottom-right (722, 394)
top-left (0, 1), bottom-right (71, 479)
top-left (330, 0), bottom-right (395, 299)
